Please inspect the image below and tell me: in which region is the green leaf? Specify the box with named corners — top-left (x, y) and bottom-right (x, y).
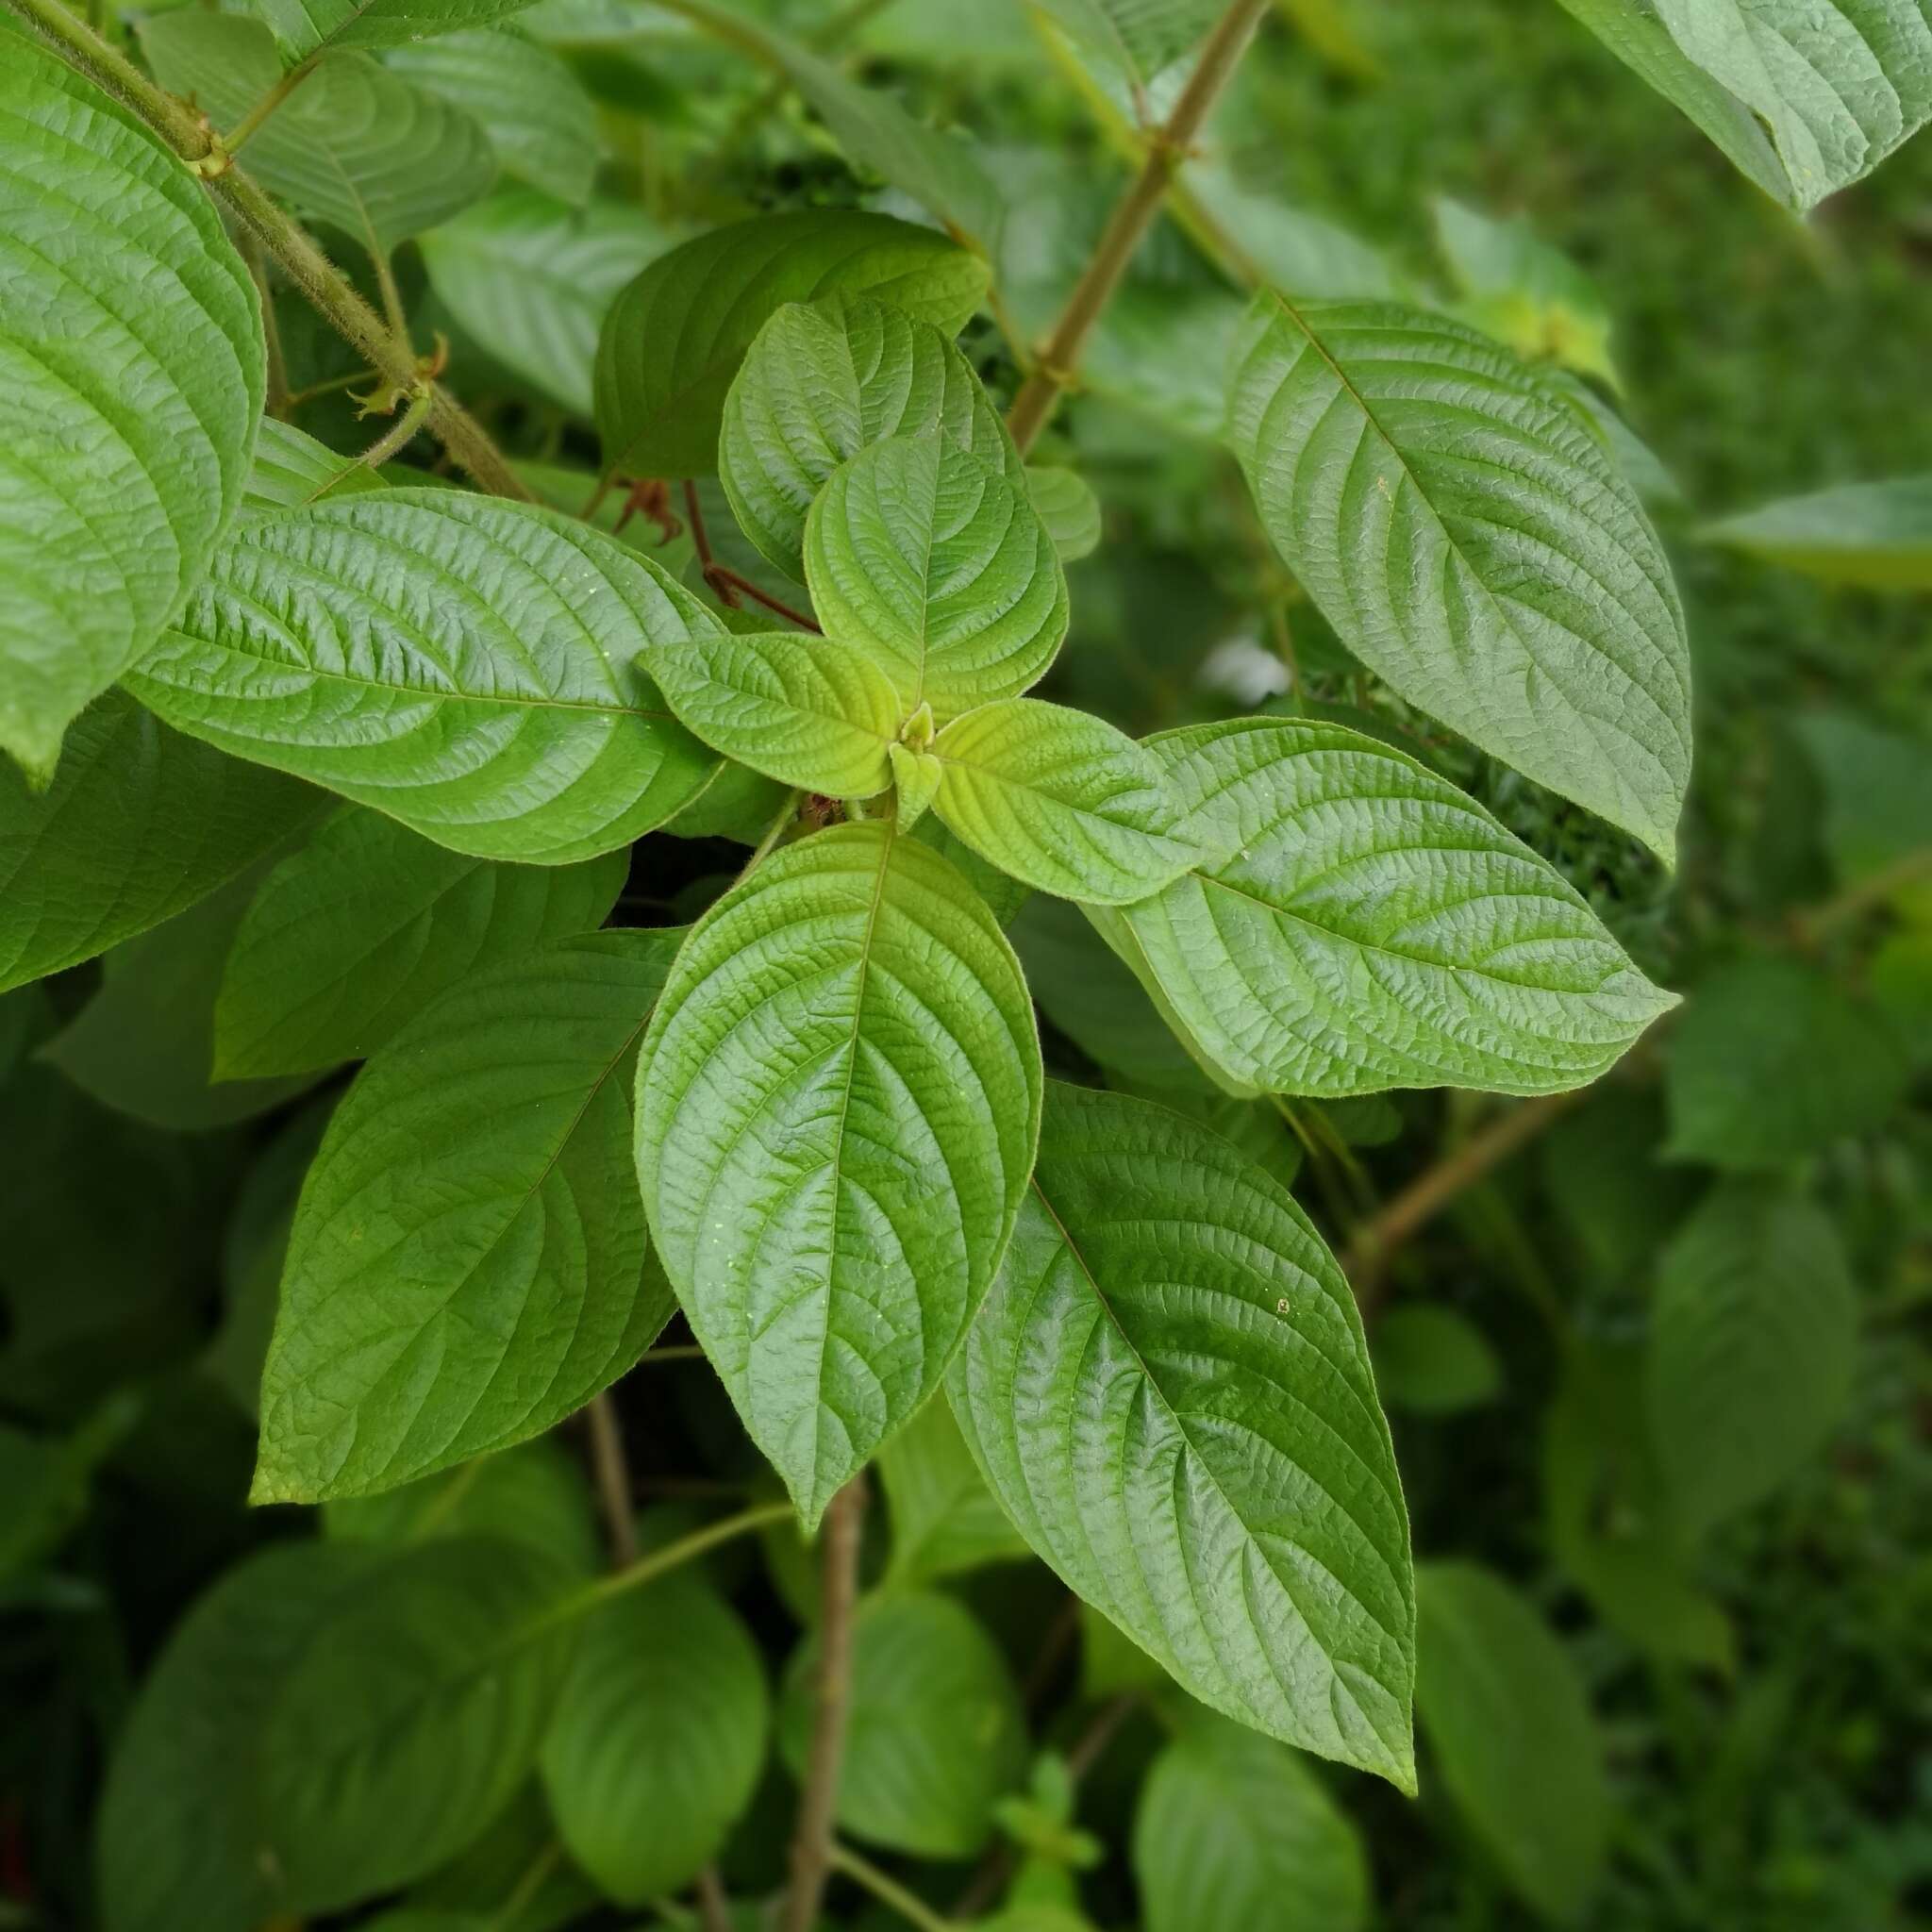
top-left (949, 1081), bottom-right (1417, 1789)
top-left (778, 1590), bottom-right (1027, 1857)
top-left (140, 15), bottom-right (495, 257)
top-left (96, 1541), bottom-right (371, 1932)
top-left (128, 491), bottom-right (722, 865)
top-left (1793, 711), bottom-right (1932, 889)
top-left (247, 419), bottom-right (389, 512)
top-left (1664, 955), bottom-right (1906, 1168)
top-left (878, 1391), bottom-right (1031, 1588)
top-left (1649, 0), bottom-right (1932, 208)
top-left (40, 870), bottom-right (321, 1131)
top-left (1227, 295), bottom-right (1690, 859)
top-left (258, 1537), bottom-right (578, 1908)
top-left (1647, 1180), bottom-right (1857, 1536)
top-left (1033, 0), bottom-right (1220, 89)
top-left (1415, 1561), bottom-right (1609, 1924)
top-left (806, 434), bottom-right (1069, 722)
top-left (0, 692), bottom-right (316, 994)
top-left (215, 808), bottom-right (625, 1078)
top-left (645, 626), bottom-right (901, 796)
top-left (637, 821), bottom-right (1041, 1525)
top-left (1706, 474), bottom-right (1932, 586)
top-left (422, 188), bottom-right (672, 416)
top-left (0, 42), bottom-right (263, 782)
top-left (541, 1570), bottom-right (769, 1901)
top-left (1024, 466), bottom-right (1103, 562)
top-left (1097, 718), bottom-right (1674, 1097)
top-left (720, 292), bottom-right (1017, 580)
top-left (253, 930), bottom-right (683, 1502)
top-left (1185, 165), bottom-right (1398, 301)
top-left (928, 698), bottom-right (1202, 905)
top-left (890, 741), bottom-right (943, 829)
top-left (1133, 1707), bottom-right (1370, 1932)
top-left (389, 28), bottom-right (598, 203)
top-left (1371, 1306), bottom-right (1502, 1416)
top-left (248, 0), bottom-right (546, 59)
top-left (595, 210), bottom-right (991, 480)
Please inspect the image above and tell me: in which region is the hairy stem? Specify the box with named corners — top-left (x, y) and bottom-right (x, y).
top-left (563, 1502), bottom-right (794, 1620)
top-left (373, 249), bottom-right (411, 348)
top-left (223, 55), bottom-right (315, 157)
top-left (1006, 0), bottom-right (1272, 454)
top-left (782, 1474), bottom-right (868, 1932)
top-left (3, 0), bottom-right (532, 501)
top-left (242, 234), bottom-right (291, 419)
top-left (585, 1390), bottom-right (640, 1568)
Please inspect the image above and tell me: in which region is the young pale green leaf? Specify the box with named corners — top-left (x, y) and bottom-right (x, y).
top-left (720, 292), bottom-right (1018, 579)
top-left (890, 742), bottom-right (943, 829)
top-left (214, 808), bottom-right (626, 1077)
top-left (1101, 718), bottom-right (1674, 1096)
top-left (0, 693), bottom-right (315, 995)
top-left (421, 189), bottom-right (672, 416)
top-left (805, 435), bottom-right (1070, 721)
top-left (127, 491), bottom-right (722, 865)
top-left (1024, 465), bottom-right (1103, 561)
top-left (96, 1542), bottom-right (373, 1932)
top-left (928, 699), bottom-right (1202, 905)
top-left (1704, 474), bottom-right (1932, 587)
top-left (637, 821), bottom-right (1041, 1526)
top-left (1133, 1707), bottom-right (1370, 1932)
top-left (1647, 1182), bottom-right (1857, 1537)
top-left (258, 1537), bottom-right (579, 1908)
top-left (644, 628), bottom-right (901, 797)
top-left (1227, 295), bottom-right (1690, 860)
top-left (247, 0), bottom-right (544, 59)
top-left (246, 420), bottom-right (389, 513)
top-left (541, 1571), bottom-right (768, 1901)
top-left (948, 1081), bottom-right (1417, 1789)
top-left (595, 210), bottom-right (991, 479)
top-left (777, 1590), bottom-right (1027, 1857)
top-left (1415, 1562), bottom-right (1609, 1924)
top-left (0, 44), bottom-right (263, 784)
top-left (1033, 0), bottom-right (1220, 89)
top-left (1186, 164), bottom-right (1398, 301)
top-left (253, 931), bottom-right (683, 1503)
top-left (1372, 1306), bottom-right (1503, 1416)
top-left (140, 16), bottom-right (495, 257)
top-left (1663, 955), bottom-right (1906, 1168)
top-left (877, 1392), bottom-right (1031, 1589)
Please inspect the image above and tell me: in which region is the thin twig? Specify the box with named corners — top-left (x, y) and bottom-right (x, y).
top-left (707, 564), bottom-right (822, 631)
top-left (682, 479), bottom-right (740, 606)
top-left (586, 1391), bottom-right (640, 1567)
top-left (1790, 846), bottom-right (1932, 949)
top-left (1005, 0), bottom-right (1273, 454)
top-left (781, 1474), bottom-right (868, 1932)
top-left (828, 1842), bottom-right (950, 1932)
top-left (304, 389), bottom-right (432, 500)
top-left (694, 1863), bottom-right (734, 1932)
top-left (372, 250), bottom-right (411, 347)
top-left (739, 789), bottom-right (804, 880)
top-left (222, 55), bottom-right (314, 157)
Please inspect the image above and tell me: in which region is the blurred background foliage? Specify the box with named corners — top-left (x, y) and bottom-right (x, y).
top-left (2, 1), bottom-right (1928, 1928)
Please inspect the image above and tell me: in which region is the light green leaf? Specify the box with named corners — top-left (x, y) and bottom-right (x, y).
top-left (140, 15), bottom-right (495, 257)
top-left (949, 1081), bottom-right (1417, 1789)
top-left (1227, 294), bottom-right (1690, 859)
top-left (258, 1537), bottom-right (578, 1908)
top-left (1706, 474), bottom-right (1932, 587)
top-left (253, 930), bottom-right (683, 1502)
top-left (878, 1392), bottom-right (1031, 1588)
top-left (806, 434), bottom-right (1069, 721)
top-left (422, 188), bottom-right (672, 416)
top-left (215, 808), bottom-right (625, 1077)
top-left (247, 420), bottom-right (389, 512)
top-left (778, 1590), bottom-right (1027, 1857)
top-left (0, 42), bottom-right (263, 783)
top-left (1024, 466), bottom-right (1103, 561)
top-left (1664, 955), bottom-right (1906, 1167)
top-left (890, 741), bottom-right (943, 828)
top-left (644, 626), bottom-right (901, 796)
top-left (1032, 0), bottom-right (1220, 89)
top-left (0, 692), bottom-right (316, 995)
top-left (1415, 1561), bottom-right (1609, 1924)
top-left (637, 821), bottom-right (1041, 1525)
top-left (325, 1439), bottom-right (604, 1576)
top-left (1650, 0), bottom-right (1932, 208)
top-left (248, 0), bottom-right (545, 59)
top-left (721, 292), bottom-right (1017, 580)
top-left (1133, 1706), bottom-right (1370, 1932)
top-left (1099, 718), bottom-right (1674, 1097)
top-left (1186, 165), bottom-right (1398, 300)
top-left (96, 1542), bottom-right (371, 1932)
top-left (929, 698), bottom-right (1201, 905)
top-left (1647, 1181), bottom-right (1857, 1536)
top-left (128, 491), bottom-right (722, 865)
top-left (1372, 1306), bottom-right (1502, 1416)
top-left (40, 870), bottom-right (320, 1131)
top-left (541, 1571), bottom-right (768, 1901)
top-left (595, 210), bottom-right (991, 480)
top-left (388, 28), bottom-right (598, 204)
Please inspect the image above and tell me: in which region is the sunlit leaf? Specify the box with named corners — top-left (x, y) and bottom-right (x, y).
top-left (246, 420), bottom-right (389, 512)
top-left (1024, 465), bottom-right (1103, 561)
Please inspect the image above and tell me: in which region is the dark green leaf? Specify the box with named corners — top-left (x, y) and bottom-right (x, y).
top-left (1371, 1306), bottom-right (1502, 1416)
top-left (248, 0), bottom-right (546, 60)
top-left (878, 1392), bottom-right (1031, 1588)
